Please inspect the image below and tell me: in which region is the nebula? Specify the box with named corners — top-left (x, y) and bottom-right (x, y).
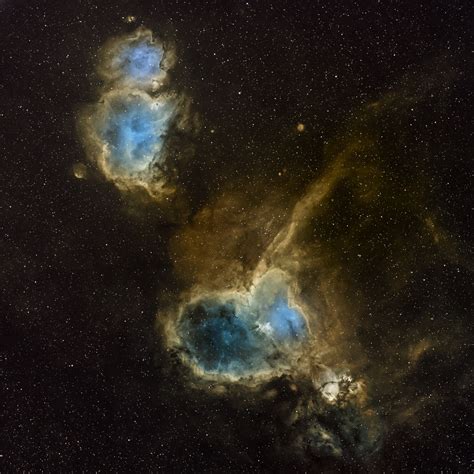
top-left (155, 63), bottom-right (463, 466)
top-left (267, 296), bottom-right (307, 341)
top-left (78, 28), bottom-right (194, 202)
top-left (180, 299), bottom-right (265, 376)
top-left (165, 268), bottom-right (311, 381)
top-left (98, 27), bottom-right (169, 89)
top-left (112, 42), bottom-right (162, 82)
top-left (6, 2), bottom-right (470, 470)
top-left (163, 264), bottom-right (381, 463)
top-left (91, 91), bottom-right (175, 176)
top-left (77, 25), bottom-right (467, 470)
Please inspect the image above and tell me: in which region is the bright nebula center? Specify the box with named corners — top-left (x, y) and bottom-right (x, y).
top-left (177, 271), bottom-right (309, 378)
top-left (268, 297), bottom-right (307, 340)
top-left (113, 42), bottom-right (163, 82)
top-left (98, 94), bottom-right (174, 173)
top-left (181, 301), bottom-right (263, 375)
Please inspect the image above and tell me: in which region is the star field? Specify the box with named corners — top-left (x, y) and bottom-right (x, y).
top-left (1, 0), bottom-right (472, 471)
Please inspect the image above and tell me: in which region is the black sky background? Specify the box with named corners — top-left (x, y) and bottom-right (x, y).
top-left (1, 0), bottom-right (472, 471)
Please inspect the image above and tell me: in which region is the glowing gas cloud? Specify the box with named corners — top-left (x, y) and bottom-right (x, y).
top-left (85, 90), bottom-right (176, 182)
top-left (156, 72), bottom-right (454, 461)
top-left (97, 28), bottom-right (173, 90)
top-left (172, 269), bottom-right (309, 379)
top-left (78, 27), bottom-right (194, 201)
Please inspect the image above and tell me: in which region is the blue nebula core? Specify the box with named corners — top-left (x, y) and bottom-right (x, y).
top-left (115, 42), bottom-right (163, 82)
top-left (182, 301), bottom-right (263, 375)
top-left (268, 297), bottom-right (307, 341)
top-left (179, 291), bottom-right (308, 377)
top-left (99, 94), bottom-right (173, 173)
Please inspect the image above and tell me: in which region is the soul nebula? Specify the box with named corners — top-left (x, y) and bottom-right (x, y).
top-left (95, 92), bottom-right (175, 175)
top-left (100, 27), bottom-right (167, 88)
top-left (79, 27), bottom-right (185, 198)
top-left (113, 42), bottom-right (163, 82)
